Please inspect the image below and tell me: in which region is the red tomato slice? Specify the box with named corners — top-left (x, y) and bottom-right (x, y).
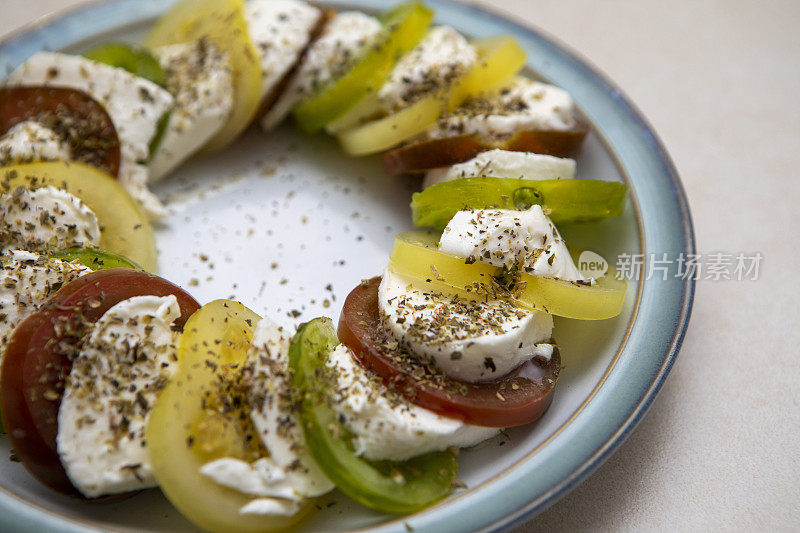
top-left (1, 313), bottom-right (71, 491)
top-left (0, 86), bottom-right (121, 177)
top-left (0, 269), bottom-right (200, 494)
top-left (257, 8), bottom-right (334, 118)
top-left (338, 277), bottom-right (560, 428)
top-left (381, 127), bottom-right (588, 175)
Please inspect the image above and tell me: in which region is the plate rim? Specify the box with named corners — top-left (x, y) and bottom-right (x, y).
top-left (0, 1), bottom-right (695, 532)
top-left (435, 2), bottom-right (695, 530)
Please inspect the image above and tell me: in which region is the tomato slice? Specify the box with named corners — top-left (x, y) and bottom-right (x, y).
top-left (257, 8), bottom-right (335, 119)
top-left (83, 43), bottom-right (168, 87)
top-left (0, 87), bottom-right (121, 177)
top-left (338, 277), bottom-right (560, 428)
top-left (0, 248), bottom-right (138, 433)
top-left (390, 231), bottom-right (627, 320)
top-left (335, 35), bottom-right (526, 156)
top-left (0, 313), bottom-right (69, 489)
top-left (290, 317), bottom-right (458, 514)
top-left (0, 269), bottom-right (200, 494)
top-left (1, 162), bottom-right (157, 271)
top-left (410, 177), bottom-right (628, 230)
top-left (381, 127), bottom-right (588, 175)
top-left (147, 300), bottom-right (319, 533)
top-left (146, 0), bottom-right (263, 152)
top-left (292, 1), bottom-right (434, 133)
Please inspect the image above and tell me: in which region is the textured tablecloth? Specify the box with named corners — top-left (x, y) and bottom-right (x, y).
top-left (3, 1), bottom-right (798, 530)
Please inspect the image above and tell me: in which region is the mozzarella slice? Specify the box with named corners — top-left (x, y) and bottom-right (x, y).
top-left (378, 26), bottom-right (476, 112)
top-left (0, 185), bottom-right (101, 254)
top-left (378, 268), bottom-right (554, 382)
top-left (245, 0), bottom-right (322, 105)
top-left (199, 318), bottom-right (333, 516)
top-left (6, 52), bottom-right (174, 219)
top-left (427, 77), bottom-right (578, 141)
top-left (438, 204), bottom-right (585, 281)
top-left (0, 250), bottom-right (90, 367)
top-left (326, 343), bottom-right (499, 458)
top-left (423, 149), bottom-right (576, 189)
top-left (57, 295), bottom-right (181, 498)
top-left (149, 41), bottom-right (234, 181)
top-left (0, 121), bottom-right (72, 165)
top-left (261, 11), bottom-right (382, 131)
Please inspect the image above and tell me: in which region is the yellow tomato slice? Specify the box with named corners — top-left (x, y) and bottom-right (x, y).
top-left (0, 161), bottom-right (156, 271)
top-left (146, 300), bottom-right (314, 533)
top-left (146, 0), bottom-right (261, 152)
top-left (336, 35), bottom-right (526, 156)
top-left (336, 96), bottom-right (442, 155)
top-left (445, 35), bottom-right (526, 106)
top-left (388, 231), bottom-right (627, 320)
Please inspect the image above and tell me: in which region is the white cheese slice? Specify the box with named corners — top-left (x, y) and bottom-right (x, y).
top-left (423, 149), bottom-right (576, 189)
top-left (245, 0), bottom-right (321, 104)
top-left (6, 52), bottom-right (174, 219)
top-left (378, 26), bottom-right (476, 112)
top-left (0, 250), bottom-right (90, 369)
top-left (199, 318), bottom-right (333, 516)
top-left (199, 458), bottom-right (304, 517)
top-left (438, 204), bottom-right (585, 281)
top-left (327, 343), bottom-right (499, 459)
top-left (149, 41), bottom-right (234, 181)
top-left (0, 185), bottom-right (101, 254)
top-left (57, 295), bottom-right (180, 498)
top-left (0, 121), bottom-right (72, 165)
top-left (378, 268), bottom-right (555, 382)
top-left (261, 11), bottom-right (382, 131)
top-left (427, 77), bottom-right (577, 141)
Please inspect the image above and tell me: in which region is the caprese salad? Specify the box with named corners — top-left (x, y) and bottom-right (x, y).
top-left (0, 0), bottom-right (629, 531)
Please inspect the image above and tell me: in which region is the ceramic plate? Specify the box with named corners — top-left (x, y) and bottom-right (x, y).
top-left (0, 1), bottom-right (694, 531)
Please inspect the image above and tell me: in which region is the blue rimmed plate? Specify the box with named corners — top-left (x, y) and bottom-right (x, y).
top-left (0, 1), bottom-right (694, 531)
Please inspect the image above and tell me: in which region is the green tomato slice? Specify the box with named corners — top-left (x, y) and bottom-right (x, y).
top-left (146, 300), bottom-right (315, 533)
top-left (83, 42), bottom-right (168, 86)
top-left (292, 1), bottom-right (434, 133)
top-left (0, 161), bottom-right (157, 271)
top-left (411, 177), bottom-right (629, 230)
top-left (289, 317), bottom-right (458, 515)
top-left (389, 231), bottom-right (627, 320)
top-left (48, 247), bottom-right (143, 270)
top-left (336, 35), bottom-right (526, 155)
top-left (147, 108), bottom-right (172, 161)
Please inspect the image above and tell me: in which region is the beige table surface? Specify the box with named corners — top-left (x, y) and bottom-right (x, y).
top-left (2, 1), bottom-right (799, 531)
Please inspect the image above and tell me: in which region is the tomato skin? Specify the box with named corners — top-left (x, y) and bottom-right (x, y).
top-left (382, 135), bottom-right (484, 176)
top-left (338, 277), bottom-right (560, 428)
top-left (503, 128), bottom-right (588, 157)
top-left (0, 86), bottom-right (121, 177)
top-left (0, 313), bottom-right (74, 493)
top-left (1, 269), bottom-right (200, 494)
top-left (381, 127), bottom-right (588, 175)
